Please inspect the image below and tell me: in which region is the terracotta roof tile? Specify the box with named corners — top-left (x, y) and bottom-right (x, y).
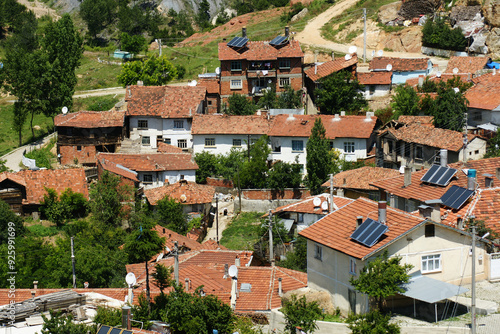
top-left (54, 110), bottom-right (125, 128)
top-left (125, 85), bottom-right (207, 118)
top-left (268, 114), bottom-right (378, 138)
top-left (144, 181), bottom-right (215, 205)
top-left (444, 56), bottom-right (489, 75)
top-left (465, 72), bottom-right (500, 110)
top-left (218, 40), bottom-right (304, 61)
top-left (304, 55), bottom-right (357, 82)
top-left (369, 57), bottom-right (430, 72)
top-left (269, 193), bottom-right (353, 216)
top-left (197, 77), bottom-right (220, 95)
top-left (357, 71), bottom-right (392, 85)
top-left (191, 114), bottom-right (272, 135)
top-left (157, 142), bottom-right (185, 153)
top-left (397, 115), bottom-right (434, 125)
top-left (153, 225), bottom-right (207, 253)
top-left (96, 153), bottom-right (198, 172)
top-left (322, 166), bottom-right (401, 190)
top-left (97, 158), bottom-right (139, 182)
top-left (299, 197), bottom-right (425, 260)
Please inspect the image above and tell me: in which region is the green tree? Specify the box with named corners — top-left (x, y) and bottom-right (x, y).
top-left (41, 310), bottom-right (95, 334)
top-left (80, 0), bottom-right (117, 38)
top-left (118, 55), bottom-right (178, 87)
top-left (225, 93), bottom-right (257, 115)
top-left (281, 294), bottom-right (322, 334)
top-left (485, 131), bottom-right (500, 158)
top-left (422, 17), bottom-right (467, 51)
top-left (306, 118), bottom-right (332, 195)
top-left (277, 236), bottom-right (307, 272)
top-left (120, 32), bottom-right (146, 54)
top-left (278, 85), bottom-right (303, 109)
top-left (390, 84), bottom-right (421, 120)
top-left (155, 196), bottom-right (188, 234)
top-left (0, 198), bottom-right (25, 244)
top-left (194, 151), bottom-right (219, 183)
top-left (93, 306), bottom-right (122, 327)
top-left (152, 263), bottom-right (173, 293)
top-left (41, 188), bottom-right (65, 226)
top-left (196, 0), bottom-right (211, 29)
top-left (425, 86), bottom-right (468, 131)
top-left (257, 86), bottom-right (279, 110)
top-left (316, 71), bottom-right (367, 114)
top-left (239, 135), bottom-right (271, 189)
top-left (349, 250), bottom-right (413, 311)
top-left (267, 160), bottom-right (302, 193)
top-left (346, 310), bottom-right (400, 334)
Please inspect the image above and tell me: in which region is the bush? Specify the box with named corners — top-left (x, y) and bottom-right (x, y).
top-left (346, 310), bottom-right (400, 334)
top-left (40, 188), bottom-right (88, 226)
top-left (422, 17), bottom-right (467, 51)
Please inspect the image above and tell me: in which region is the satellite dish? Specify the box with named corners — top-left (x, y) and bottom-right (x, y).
top-left (345, 54), bottom-right (352, 61)
top-left (313, 197), bottom-right (321, 207)
top-left (399, 166), bottom-right (406, 174)
top-left (348, 46), bottom-right (357, 54)
top-left (321, 201), bottom-right (329, 211)
top-left (62, 106), bottom-right (68, 114)
top-left (377, 50), bottom-right (383, 57)
top-left (228, 265), bottom-right (238, 277)
top-left (215, 67), bottom-right (221, 75)
top-left (436, 71), bottom-right (442, 78)
top-left (125, 272), bottom-right (137, 286)
top-left (188, 80), bottom-right (197, 86)
top-left (386, 64), bottom-right (392, 71)
top-left (453, 67), bottom-right (459, 74)
top-left (453, 87), bottom-right (460, 93)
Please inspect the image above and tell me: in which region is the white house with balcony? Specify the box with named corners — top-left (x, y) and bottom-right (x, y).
top-left (125, 85), bottom-right (207, 150)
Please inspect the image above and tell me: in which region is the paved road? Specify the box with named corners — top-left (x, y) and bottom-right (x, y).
top-left (1, 133), bottom-right (57, 172)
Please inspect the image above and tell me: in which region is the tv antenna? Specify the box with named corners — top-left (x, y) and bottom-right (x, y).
top-left (321, 201), bottom-right (329, 211)
top-left (453, 67), bottom-right (459, 74)
top-left (345, 54), bottom-right (352, 61)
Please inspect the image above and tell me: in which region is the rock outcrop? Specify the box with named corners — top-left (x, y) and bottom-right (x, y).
top-left (486, 28), bottom-right (500, 58)
top-left (482, 0), bottom-right (500, 27)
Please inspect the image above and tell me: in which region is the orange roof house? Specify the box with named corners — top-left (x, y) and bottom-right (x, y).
top-left (369, 57), bottom-right (432, 84)
top-left (357, 71), bottom-right (393, 100)
top-left (465, 72), bottom-right (500, 127)
top-left (145, 180), bottom-right (215, 206)
top-left (444, 56), bottom-right (489, 76)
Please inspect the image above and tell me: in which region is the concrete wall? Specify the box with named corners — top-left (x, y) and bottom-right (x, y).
top-left (235, 198), bottom-right (302, 212)
top-left (192, 134), bottom-right (262, 155)
top-left (138, 170), bottom-right (196, 189)
top-left (360, 85), bottom-right (391, 100)
top-left (129, 116), bottom-right (193, 149)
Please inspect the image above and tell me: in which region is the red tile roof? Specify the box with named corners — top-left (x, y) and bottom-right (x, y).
top-left (299, 197), bottom-right (425, 260)
top-left (444, 56), bottom-right (489, 75)
top-left (357, 71), bottom-right (392, 85)
top-left (322, 166), bottom-right (401, 190)
top-left (268, 114), bottom-right (378, 139)
top-left (465, 187), bottom-right (500, 234)
top-left (125, 85), bottom-right (207, 118)
top-left (97, 157), bottom-right (139, 182)
top-left (157, 142), bottom-right (185, 153)
top-left (304, 55), bottom-right (358, 82)
top-left (197, 77), bottom-right (220, 95)
top-left (191, 114), bottom-right (272, 135)
top-left (218, 40), bottom-right (304, 61)
top-left (153, 225), bottom-right (211, 254)
top-left (465, 72), bottom-right (500, 110)
top-left (369, 57), bottom-right (430, 72)
top-left (144, 181), bottom-right (215, 205)
top-left (0, 169), bottom-right (89, 205)
top-left (54, 110), bottom-right (125, 128)
top-left (96, 153), bottom-right (198, 172)
top-left (397, 115), bottom-right (434, 126)
top-left (269, 193), bottom-right (353, 216)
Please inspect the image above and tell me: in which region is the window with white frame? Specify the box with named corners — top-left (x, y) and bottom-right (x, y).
top-left (344, 141), bottom-right (355, 153)
top-left (177, 139), bottom-right (187, 149)
top-left (279, 77), bottom-right (290, 87)
top-left (138, 120), bottom-right (148, 129)
top-left (292, 140), bottom-right (304, 152)
top-left (142, 136), bottom-right (150, 145)
top-left (230, 79), bottom-right (242, 89)
top-left (349, 258), bottom-right (357, 275)
top-left (314, 244), bottom-right (323, 261)
top-left (205, 137), bottom-right (215, 147)
top-left (143, 174), bottom-right (153, 183)
top-left (174, 120), bottom-right (184, 129)
top-left (233, 139), bottom-right (242, 147)
top-left (279, 58), bottom-right (291, 69)
top-left (231, 61), bottom-right (242, 71)
top-left (421, 254), bottom-right (441, 273)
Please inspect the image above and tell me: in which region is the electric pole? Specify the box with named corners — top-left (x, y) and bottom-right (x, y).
top-left (71, 237), bottom-right (76, 289)
top-left (216, 196), bottom-right (219, 245)
top-left (268, 210), bottom-right (274, 267)
top-left (463, 111), bottom-right (468, 164)
top-left (363, 8), bottom-right (367, 63)
top-left (174, 241), bottom-right (179, 285)
top-left (471, 225), bottom-right (476, 334)
top-left (329, 173), bottom-right (334, 213)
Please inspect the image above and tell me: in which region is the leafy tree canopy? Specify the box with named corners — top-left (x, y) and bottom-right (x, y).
top-left (422, 16), bottom-right (467, 51)
top-left (239, 135), bottom-right (271, 189)
top-left (281, 294), bottom-right (322, 333)
top-left (316, 71), bottom-right (367, 115)
top-left (120, 32), bottom-right (146, 54)
top-left (155, 196), bottom-right (188, 235)
top-left (41, 310), bottom-right (96, 334)
top-left (80, 0), bottom-right (117, 38)
top-left (306, 117), bottom-right (335, 195)
top-left (0, 199), bottom-right (24, 244)
top-left (118, 55), bottom-right (178, 87)
top-left (346, 310), bottom-right (401, 334)
top-left (225, 93), bottom-right (257, 115)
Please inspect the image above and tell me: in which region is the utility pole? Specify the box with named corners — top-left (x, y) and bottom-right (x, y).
top-left (71, 237), bottom-right (76, 289)
top-left (216, 196), bottom-right (219, 245)
top-left (237, 165), bottom-right (242, 213)
top-left (471, 225), bottom-right (476, 334)
top-left (268, 210), bottom-right (275, 267)
top-left (463, 111), bottom-right (468, 164)
top-left (329, 173), bottom-right (334, 213)
top-left (363, 8), bottom-right (367, 63)
top-left (174, 241), bottom-right (179, 285)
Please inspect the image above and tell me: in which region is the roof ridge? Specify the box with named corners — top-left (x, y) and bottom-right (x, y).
top-left (275, 266), bottom-right (307, 284)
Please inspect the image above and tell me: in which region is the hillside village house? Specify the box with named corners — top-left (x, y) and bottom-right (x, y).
top-left (444, 56), bottom-right (489, 76)
top-left (369, 57), bottom-right (433, 84)
top-left (125, 85), bottom-right (207, 151)
top-left (299, 198), bottom-right (487, 315)
top-left (55, 110), bottom-right (125, 166)
top-left (218, 27), bottom-right (304, 102)
top-left (197, 76), bottom-right (221, 114)
top-left (357, 71), bottom-right (392, 100)
top-left (465, 73), bottom-right (500, 127)
top-left (96, 152), bottom-right (198, 189)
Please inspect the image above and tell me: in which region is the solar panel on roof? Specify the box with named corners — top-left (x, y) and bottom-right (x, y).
top-left (440, 185), bottom-right (474, 209)
top-left (97, 326), bottom-right (111, 334)
top-left (109, 328), bottom-right (122, 334)
top-left (122, 331), bottom-right (133, 334)
top-left (227, 36), bottom-right (249, 48)
top-left (270, 35), bottom-right (288, 46)
top-left (420, 165), bottom-right (457, 186)
top-left (350, 218), bottom-right (388, 247)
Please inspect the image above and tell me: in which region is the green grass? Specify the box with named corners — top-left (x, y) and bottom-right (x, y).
top-left (73, 95), bottom-right (122, 112)
top-left (26, 224), bottom-right (60, 237)
top-left (220, 212), bottom-right (264, 250)
top-left (320, 313), bottom-right (344, 322)
top-left (75, 52), bottom-right (123, 91)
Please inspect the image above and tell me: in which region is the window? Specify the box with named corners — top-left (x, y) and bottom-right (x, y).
top-left (279, 58), bottom-right (291, 69)
top-left (138, 120), bottom-right (148, 129)
top-left (207, 100), bottom-right (213, 106)
top-left (180, 175), bottom-right (184, 180)
top-left (143, 174), bottom-right (153, 183)
top-left (233, 139), bottom-right (242, 147)
top-left (279, 77), bottom-right (290, 87)
top-left (205, 137), bottom-right (215, 147)
top-left (422, 254), bottom-right (441, 273)
top-left (174, 120), bottom-right (184, 129)
top-left (473, 111), bottom-right (482, 121)
top-left (349, 258), bottom-right (357, 275)
top-left (425, 224), bottom-right (435, 237)
top-left (231, 61), bottom-right (242, 71)
top-left (164, 138), bottom-right (171, 144)
top-left (434, 150), bottom-right (441, 165)
top-left (369, 85), bottom-right (375, 95)
top-left (177, 139), bottom-right (187, 149)
top-left (292, 140), bottom-right (304, 152)
top-left (230, 79), bottom-right (242, 89)
top-left (404, 143), bottom-right (411, 158)
top-left (314, 244), bottom-right (323, 261)
top-left (298, 213), bottom-right (304, 223)
top-left (415, 145), bottom-right (423, 160)
top-left (76, 145), bottom-right (82, 151)
top-left (344, 142), bottom-right (355, 153)
top-left (142, 136), bottom-right (150, 145)
top-left (388, 141), bottom-right (393, 154)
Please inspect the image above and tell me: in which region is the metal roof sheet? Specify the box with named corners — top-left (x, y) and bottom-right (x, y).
top-left (399, 273), bottom-right (469, 304)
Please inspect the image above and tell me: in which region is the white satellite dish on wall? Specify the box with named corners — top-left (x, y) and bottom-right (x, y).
top-left (188, 80), bottom-right (197, 86)
top-left (228, 265), bottom-right (238, 277)
top-left (345, 54), bottom-right (352, 61)
top-left (125, 272), bottom-right (137, 287)
top-left (386, 64), bottom-right (392, 71)
top-left (348, 46), bottom-right (357, 54)
top-left (215, 67), bottom-right (221, 75)
top-left (321, 201), bottom-right (329, 211)
top-left (377, 50), bottom-right (384, 57)
top-left (313, 197), bottom-right (321, 207)
top-left (62, 106), bottom-right (68, 114)
top-left (453, 67), bottom-right (459, 74)
top-left (436, 71), bottom-right (442, 78)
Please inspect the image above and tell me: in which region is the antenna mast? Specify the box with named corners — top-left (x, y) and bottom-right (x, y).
top-left (71, 237), bottom-right (76, 288)
top-left (268, 210), bottom-right (274, 267)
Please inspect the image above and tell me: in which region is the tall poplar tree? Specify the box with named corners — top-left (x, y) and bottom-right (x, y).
top-left (306, 117), bottom-right (332, 195)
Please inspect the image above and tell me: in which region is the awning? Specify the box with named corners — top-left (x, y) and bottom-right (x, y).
top-left (477, 123), bottom-right (498, 132)
top-left (279, 219), bottom-right (295, 233)
top-left (399, 273), bottom-right (469, 304)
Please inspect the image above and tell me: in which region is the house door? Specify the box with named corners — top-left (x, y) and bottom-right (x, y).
top-left (490, 253), bottom-right (500, 280)
top-left (348, 289), bottom-right (356, 315)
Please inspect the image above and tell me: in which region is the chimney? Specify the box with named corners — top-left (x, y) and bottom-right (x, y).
top-left (235, 255), bottom-right (241, 267)
top-left (404, 166), bottom-right (412, 187)
top-left (378, 201), bottom-right (387, 224)
top-left (31, 291), bottom-right (36, 298)
top-left (496, 167), bottom-right (500, 180)
top-left (356, 216), bottom-right (363, 228)
top-left (336, 187), bottom-right (344, 197)
top-left (425, 199), bottom-right (442, 223)
top-left (185, 278), bottom-right (190, 291)
top-left (33, 281), bottom-right (38, 290)
top-left (418, 76), bottom-right (424, 87)
top-left (332, 52), bottom-right (335, 60)
top-left (314, 50), bottom-right (318, 63)
top-left (418, 205), bottom-right (432, 218)
top-left (242, 27), bottom-right (247, 38)
top-left (334, 114), bottom-right (340, 120)
top-left (467, 169), bottom-right (476, 191)
top-left (315, 64), bottom-right (317, 75)
top-left (484, 174), bottom-right (494, 188)
top-left (122, 306), bottom-right (132, 330)
top-left (457, 215), bottom-right (464, 230)
top-left (341, 111), bottom-right (346, 116)
top-left (278, 277), bottom-right (283, 297)
top-left (285, 26), bottom-right (289, 37)
top-left (224, 264), bottom-right (229, 278)
top-left (440, 149), bottom-right (448, 167)
top-left (137, 80), bottom-right (143, 86)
